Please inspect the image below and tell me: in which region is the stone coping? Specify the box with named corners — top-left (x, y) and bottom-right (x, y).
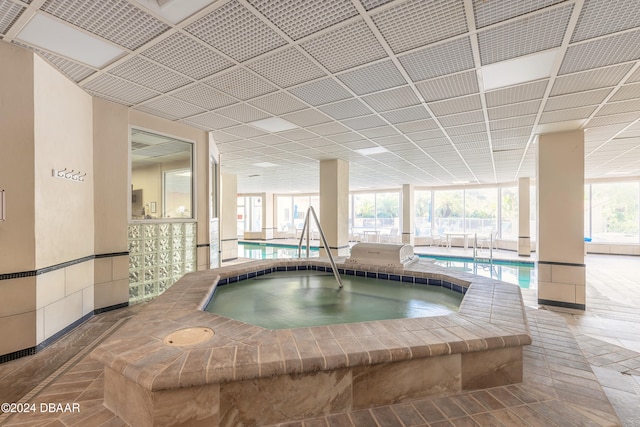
top-left (92, 258), bottom-right (531, 393)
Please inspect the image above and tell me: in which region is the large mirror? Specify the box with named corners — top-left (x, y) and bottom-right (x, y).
top-left (130, 128), bottom-right (194, 220)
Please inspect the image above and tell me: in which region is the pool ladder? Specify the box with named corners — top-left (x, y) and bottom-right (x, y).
top-left (297, 206), bottom-right (343, 289)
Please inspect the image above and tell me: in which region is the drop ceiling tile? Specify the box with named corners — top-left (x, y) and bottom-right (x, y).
top-left (487, 100), bottom-right (542, 120)
top-left (184, 112), bottom-right (239, 130)
top-left (588, 111), bottom-right (640, 127)
top-left (429, 94), bottom-right (483, 116)
top-left (14, 41), bottom-right (95, 82)
top-left (571, 0), bottom-right (640, 43)
top-left (359, 126), bottom-right (399, 138)
top-left (610, 82), bottom-right (640, 102)
top-left (438, 110), bottom-right (485, 128)
top-left (381, 106), bottom-right (432, 124)
top-left (486, 80), bottom-right (548, 107)
top-left (595, 98), bottom-right (640, 117)
top-left (559, 29), bottom-right (640, 75)
top-left (288, 77), bottom-right (352, 106)
top-left (184, 0), bottom-right (287, 62)
top-left (0, 0), bottom-right (24, 34)
top-left (445, 122), bottom-right (487, 136)
top-left (248, 92), bottom-right (308, 115)
top-left (252, 134), bottom-right (290, 145)
top-left (204, 67), bottom-right (277, 100)
top-left (543, 88), bottom-right (611, 112)
top-left (539, 106), bottom-right (597, 124)
top-left (489, 115), bottom-right (536, 130)
top-left (211, 131), bottom-right (242, 143)
top-left (247, 47), bottom-right (327, 88)
top-left (138, 96), bottom-right (207, 119)
top-left (337, 60), bottom-right (406, 95)
top-left (371, 0), bottom-right (467, 53)
top-left (281, 109), bottom-right (331, 127)
top-left (307, 122), bottom-right (351, 136)
top-left (407, 129), bottom-right (447, 141)
top-left (478, 4), bottom-right (572, 65)
top-left (172, 84), bottom-right (237, 110)
top-left (318, 99), bottom-right (373, 120)
top-left (551, 64), bottom-right (633, 96)
top-left (362, 86), bottom-right (420, 112)
top-left (247, 0), bottom-right (358, 40)
top-left (327, 132), bottom-right (365, 143)
top-left (300, 20), bottom-right (386, 73)
top-left (399, 37), bottom-right (475, 82)
top-left (216, 103), bottom-right (270, 122)
top-left (140, 32), bottom-right (234, 80)
top-left (341, 115), bottom-right (386, 130)
top-left (41, 0), bottom-right (170, 50)
top-left (473, 0), bottom-right (565, 28)
top-left (83, 74), bottom-right (159, 106)
top-left (415, 70), bottom-right (479, 103)
top-left (224, 125), bottom-right (268, 138)
top-left (278, 128), bottom-right (318, 141)
top-left (395, 118), bottom-right (439, 133)
top-left (109, 56), bottom-right (192, 92)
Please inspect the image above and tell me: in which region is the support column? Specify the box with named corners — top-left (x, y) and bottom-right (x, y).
top-left (517, 177), bottom-right (531, 257)
top-left (262, 192), bottom-right (274, 240)
top-left (402, 184), bottom-right (414, 245)
top-left (319, 159), bottom-right (350, 256)
top-left (537, 130), bottom-right (586, 310)
top-left (220, 173), bottom-right (238, 262)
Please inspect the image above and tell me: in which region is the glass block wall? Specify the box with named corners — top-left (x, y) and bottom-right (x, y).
top-left (128, 222), bottom-right (197, 304)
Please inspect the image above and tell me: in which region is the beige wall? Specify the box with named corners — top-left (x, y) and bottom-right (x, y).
top-left (0, 41), bottom-right (36, 273)
top-left (33, 55), bottom-right (95, 268)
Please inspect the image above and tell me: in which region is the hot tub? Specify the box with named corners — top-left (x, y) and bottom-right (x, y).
top-left (92, 257), bottom-right (531, 427)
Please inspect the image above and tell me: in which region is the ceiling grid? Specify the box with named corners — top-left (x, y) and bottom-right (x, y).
top-left (3, 0), bottom-right (640, 192)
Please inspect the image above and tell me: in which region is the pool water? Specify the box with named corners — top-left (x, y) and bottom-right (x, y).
top-left (205, 271), bottom-right (463, 329)
top-left (238, 242), bottom-right (536, 289)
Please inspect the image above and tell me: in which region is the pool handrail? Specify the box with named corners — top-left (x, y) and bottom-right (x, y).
top-left (297, 206), bottom-right (343, 289)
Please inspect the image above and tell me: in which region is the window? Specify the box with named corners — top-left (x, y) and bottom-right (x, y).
top-left (130, 128), bottom-right (193, 220)
top-left (237, 195), bottom-right (262, 236)
top-left (433, 189), bottom-right (463, 233)
top-left (500, 187), bottom-right (518, 240)
top-left (464, 188), bottom-right (497, 235)
top-left (414, 190), bottom-right (432, 237)
top-left (589, 182), bottom-right (639, 243)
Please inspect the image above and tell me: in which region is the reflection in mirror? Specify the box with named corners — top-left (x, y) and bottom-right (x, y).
top-left (131, 128), bottom-right (193, 220)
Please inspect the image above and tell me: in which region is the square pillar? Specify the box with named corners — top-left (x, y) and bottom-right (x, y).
top-left (517, 177), bottom-right (530, 257)
top-left (402, 184), bottom-right (414, 245)
top-left (220, 173), bottom-right (238, 262)
top-left (262, 193), bottom-right (274, 240)
top-left (537, 130), bottom-right (586, 310)
top-left (319, 159), bottom-right (349, 256)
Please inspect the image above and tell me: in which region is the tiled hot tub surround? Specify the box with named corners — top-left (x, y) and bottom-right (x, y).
top-left (92, 258), bottom-right (531, 427)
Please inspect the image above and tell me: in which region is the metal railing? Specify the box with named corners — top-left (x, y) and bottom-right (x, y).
top-left (297, 206), bottom-right (343, 289)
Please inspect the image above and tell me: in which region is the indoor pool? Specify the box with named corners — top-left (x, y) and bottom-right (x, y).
top-left (238, 242), bottom-right (535, 288)
top-left (205, 270), bottom-right (463, 329)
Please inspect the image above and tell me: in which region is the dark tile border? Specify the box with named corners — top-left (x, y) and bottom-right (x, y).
top-left (538, 299), bottom-right (586, 310)
top-left (0, 252), bottom-right (129, 281)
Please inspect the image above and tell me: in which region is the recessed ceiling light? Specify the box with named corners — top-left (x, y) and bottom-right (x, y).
top-left (253, 162), bottom-right (278, 167)
top-left (355, 147), bottom-right (388, 156)
top-left (249, 118), bottom-right (299, 133)
top-left (16, 13), bottom-right (124, 68)
top-left (482, 49), bottom-right (558, 91)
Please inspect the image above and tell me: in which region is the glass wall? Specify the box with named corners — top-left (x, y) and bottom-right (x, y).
top-left (433, 189), bottom-right (463, 233)
top-left (275, 195), bottom-right (319, 236)
top-left (464, 188), bottom-right (498, 234)
top-left (349, 191), bottom-right (401, 241)
top-left (501, 187), bottom-right (518, 240)
top-left (237, 195), bottom-right (262, 236)
top-left (588, 181), bottom-right (639, 243)
top-left (414, 190), bottom-right (432, 237)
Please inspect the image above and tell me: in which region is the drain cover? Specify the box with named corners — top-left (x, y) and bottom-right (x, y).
top-left (163, 327), bottom-right (214, 346)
